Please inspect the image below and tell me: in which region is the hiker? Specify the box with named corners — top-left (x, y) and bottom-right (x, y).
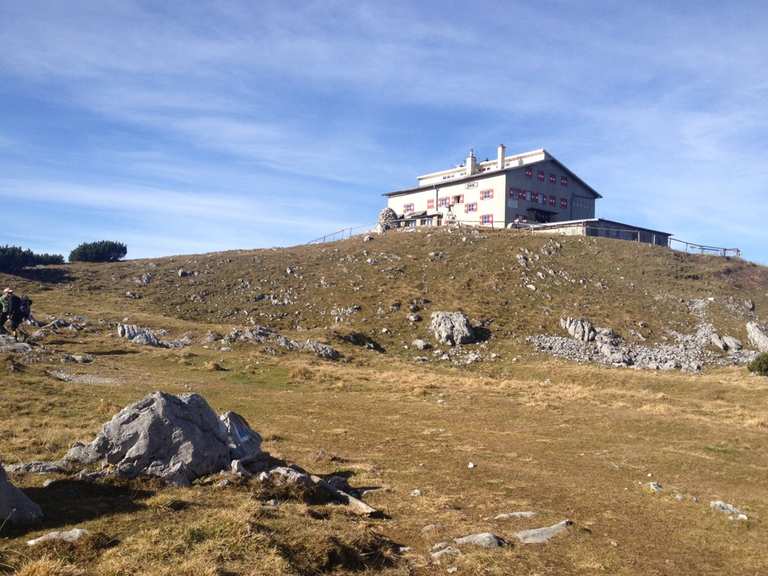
top-left (0, 287), bottom-right (27, 340)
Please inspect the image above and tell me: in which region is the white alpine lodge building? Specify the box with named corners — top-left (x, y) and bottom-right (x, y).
top-left (384, 146), bottom-right (671, 247)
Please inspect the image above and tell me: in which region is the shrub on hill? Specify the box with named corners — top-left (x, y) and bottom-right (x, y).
top-left (0, 245), bottom-right (65, 273)
top-left (748, 353), bottom-right (768, 376)
top-left (69, 241), bottom-right (127, 263)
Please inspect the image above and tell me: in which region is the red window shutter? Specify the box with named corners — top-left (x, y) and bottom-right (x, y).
top-left (427, 199), bottom-right (435, 209)
top-left (549, 174), bottom-right (556, 184)
top-left (560, 198), bottom-right (568, 209)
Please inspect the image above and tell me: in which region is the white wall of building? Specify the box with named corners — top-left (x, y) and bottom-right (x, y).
top-left (388, 172), bottom-right (508, 228)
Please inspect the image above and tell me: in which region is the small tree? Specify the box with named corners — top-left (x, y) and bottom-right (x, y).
top-left (69, 241), bottom-right (127, 263)
top-left (748, 353), bottom-right (768, 376)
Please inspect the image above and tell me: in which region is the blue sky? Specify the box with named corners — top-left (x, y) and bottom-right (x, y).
top-left (1, 1), bottom-right (767, 262)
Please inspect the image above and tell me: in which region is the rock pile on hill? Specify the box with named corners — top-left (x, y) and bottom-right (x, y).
top-left (430, 312), bottom-right (475, 346)
top-left (530, 312), bottom-right (757, 372)
top-left (0, 462), bottom-right (43, 525)
top-left (62, 391), bottom-right (262, 486)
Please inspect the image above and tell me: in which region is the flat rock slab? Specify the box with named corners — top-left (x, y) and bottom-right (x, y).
top-left (454, 532), bottom-right (506, 548)
top-left (27, 528), bottom-right (89, 546)
top-left (494, 511), bottom-right (537, 520)
top-left (0, 463), bottom-right (43, 526)
top-left (515, 520), bottom-right (573, 544)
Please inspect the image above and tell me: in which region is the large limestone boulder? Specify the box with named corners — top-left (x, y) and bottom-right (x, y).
top-left (430, 312), bottom-right (475, 346)
top-left (65, 392), bottom-right (262, 486)
top-left (0, 463), bottom-right (43, 526)
top-left (560, 317), bottom-right (596, 342)
top-left (746, 322), bottom-right (768, 352)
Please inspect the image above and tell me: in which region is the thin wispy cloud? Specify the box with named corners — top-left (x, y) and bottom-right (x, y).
top-left (0, 1), bottom-right (766, 260)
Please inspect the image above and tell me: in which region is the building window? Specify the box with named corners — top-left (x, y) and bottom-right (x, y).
top-left (465, 202), bottom-right (478, 213)
top-left (560, 198), bottom-right (568, 209)
top-left (466, 182), bottom-right (478, 189)
top-left (508, 187), bottom-right (518, 198)
top-left (525, 168), bottom-right (533, 178)
top-left (561, 176), bottom-right (568, 187)
top-left (537, 170), bottom-right (545, 182)
top-left (549, 174), bottom-right (556, 184)
top-left (438, 197), bottom-right (449, 208)
top-left (403, 203), bottom-right (414, 213)
top-left (531, 191), bottom-right (539, 203)
top-left (518, 189), bottom-right (527, 200)
top-left (479, 189), bottom-right (494, 200)
top-left (548, 196), bottom-right (556, 207)
top-left (451, 194), bottom-right (464, 205)
top-left (480, 214), bottom-right (494, 225)
top-left (427, 199), bottom-right (435, 210)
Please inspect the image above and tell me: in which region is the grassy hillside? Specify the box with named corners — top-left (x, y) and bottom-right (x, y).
top-left (1, 229), bottom-right (767, 575)
top-left (5, 228), bottom-right (767, 362)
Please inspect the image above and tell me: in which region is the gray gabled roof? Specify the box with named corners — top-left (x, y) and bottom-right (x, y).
top-left (384, 151), bottom-right (603, 199)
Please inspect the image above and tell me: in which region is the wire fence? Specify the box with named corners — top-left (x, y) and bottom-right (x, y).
top-left (307, 224), bottom-right (374, 245)
top-left (669, 238), bottom-right (741, 258)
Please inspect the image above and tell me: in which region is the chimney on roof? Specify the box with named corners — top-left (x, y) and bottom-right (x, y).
top-left (466, 148), bottom-right (477, 175)
top-left (497, 144), bottom-right (506, 169)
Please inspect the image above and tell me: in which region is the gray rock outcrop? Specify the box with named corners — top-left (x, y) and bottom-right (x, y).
top-left (117, 324), bottom-right (191, 349)
top-left (117, 324), bottom-right (161, 347)
top-left (64, 391), bottom-right (262, 486)
top-left (746, 322), bottom-right (768, 352)
top-left (301, 339), bottom-right (340, 360)
top-left (430, 312), bottom-right (475, 346)
top-left (560, 317), bottom-right (596, 342)
top-left (0, 463), bottom-right (43, 526)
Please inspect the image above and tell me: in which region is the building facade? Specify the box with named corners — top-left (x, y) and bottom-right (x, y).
top-left (384, 146), bottom-right (602, 228)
